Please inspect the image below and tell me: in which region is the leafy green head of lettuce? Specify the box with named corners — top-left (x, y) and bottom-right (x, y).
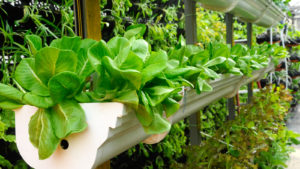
top-left (0, 35), bottom-right (96, 159)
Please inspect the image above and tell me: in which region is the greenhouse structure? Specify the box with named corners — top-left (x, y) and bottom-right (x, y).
top-left (1, 0), bottom-right (300, 169)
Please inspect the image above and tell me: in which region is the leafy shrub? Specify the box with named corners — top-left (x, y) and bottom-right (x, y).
top-left (172, 86), bottom-right (299, 169)
top-left (200, 98), bottom-right (228, 136)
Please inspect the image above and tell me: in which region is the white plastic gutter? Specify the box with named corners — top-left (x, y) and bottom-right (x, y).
top-left (91, 64), bottom-right (274, 168)
top-left (196, 0), bottom-right (285, 27)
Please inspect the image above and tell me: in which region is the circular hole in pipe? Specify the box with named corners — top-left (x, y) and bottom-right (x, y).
top-left (60, 139), bottom-right (69, 150)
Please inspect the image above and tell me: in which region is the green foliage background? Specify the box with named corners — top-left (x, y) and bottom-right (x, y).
top-left (173, 86), bottom-right (299, 169)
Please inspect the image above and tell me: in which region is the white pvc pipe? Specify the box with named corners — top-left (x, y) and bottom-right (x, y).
top-left (93, 65), bottom-right (274, 166)
top-left (198, 0), bottom-right (285, 27)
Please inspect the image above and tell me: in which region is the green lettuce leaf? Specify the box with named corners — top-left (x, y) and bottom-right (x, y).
top-left (76, 39), bottom-right (97, 80)
top-left (25, 35), bottom-right (42, 55)
top-left (50, 36), bottom-right (81, 53)
top-left (196, 77), bottom-right (213, 94)
top-left (142, 50), bottom-right (168, 85)
top-left (15, 58), bottom-right (49, 96)
top-left (35, 47), bottom-right (77, 84)
top-left (23, 93), bottom-right (54, 108)
top-left (50, 100), bottom-right (87, 138)
top-left (124, 24), bottom-right (146, 39)
top-left (48, 72), bottom-right (81, 103)
top-left (143, 114), bottom-right (171, 134)
top-left (163, 97), bottom-right (180, 117)
top-left (29, 108), bottom-right (59, 160)
top-left (107, 37), bottom-right (130, 58)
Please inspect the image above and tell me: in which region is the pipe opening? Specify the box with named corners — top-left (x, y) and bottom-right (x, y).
top-left (60, 139), bottom-right (69, 150)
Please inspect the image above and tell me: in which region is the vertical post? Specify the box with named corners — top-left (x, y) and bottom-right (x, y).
top-left (269, 27), bottom-right (273, 86)
top-left (292, 14), bottom-right (295, 28)
top-left (73, 0), bottom-right (102, 40)
top-left (270, 27), bottom-right (273, 44)
top-left (281, 24), bottom-right (289, 89)
top-left (73, 0), bottom-right (107, 168)
top-left (185, 0), bottom-right (201, 145)
top-left (247, 83), bottom-right (253, 104)
top-left (227, 98), bottom-right (235, 120)
top-left (225, 13), bottom-right (235, 120)
top-left (73, 0), bottom-right (83, 37)
top-left (184, 0), bottom-right (197, 44)
top-left (247, 23), bottom-right (253, 104)
top-left (226, 13), bottom-right (234, 45)
top-left (289, 46), bottom-right (293, 53)
top-left (247, 23), bottom-right (252, 48)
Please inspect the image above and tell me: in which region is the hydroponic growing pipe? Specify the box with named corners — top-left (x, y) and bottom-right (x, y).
top-left (92, 65), bottom-right (274, 168)
top-left (197, 0), bottom-right (285, 28)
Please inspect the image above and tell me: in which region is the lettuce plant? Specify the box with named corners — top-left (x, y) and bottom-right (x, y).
top-left (0, 35), bottom-right (96, 159)
top-left (87, 25), bottom-right (182, 134)
top-left (0, 25), bottom-right (286, 160)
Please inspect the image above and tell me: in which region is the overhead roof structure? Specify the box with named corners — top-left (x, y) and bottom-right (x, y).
top-left (289, 0), bottom-right (300, 30)
top-left (197, 0), bottom-right (285, 27)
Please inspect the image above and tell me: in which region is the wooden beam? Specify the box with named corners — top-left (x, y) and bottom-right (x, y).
top-left (82, 0), bottom-right (102, 40)
top-left (73, 0), bottom-right (102, 40)
top-left (95, 161), bottom-right (110, 169)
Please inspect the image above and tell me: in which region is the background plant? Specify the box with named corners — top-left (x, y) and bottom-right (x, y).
top-left (111, 121), bottom-right (187, 169)
top-left (200, 98), bottom-right (228, 136)
top-left (172, 86), bottom-right (299, 169)
top-left (100, 0), bottom-right (184, 51)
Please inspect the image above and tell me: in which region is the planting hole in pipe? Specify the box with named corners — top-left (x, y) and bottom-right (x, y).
top-left (60, 139), bottom-right (69, 150)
